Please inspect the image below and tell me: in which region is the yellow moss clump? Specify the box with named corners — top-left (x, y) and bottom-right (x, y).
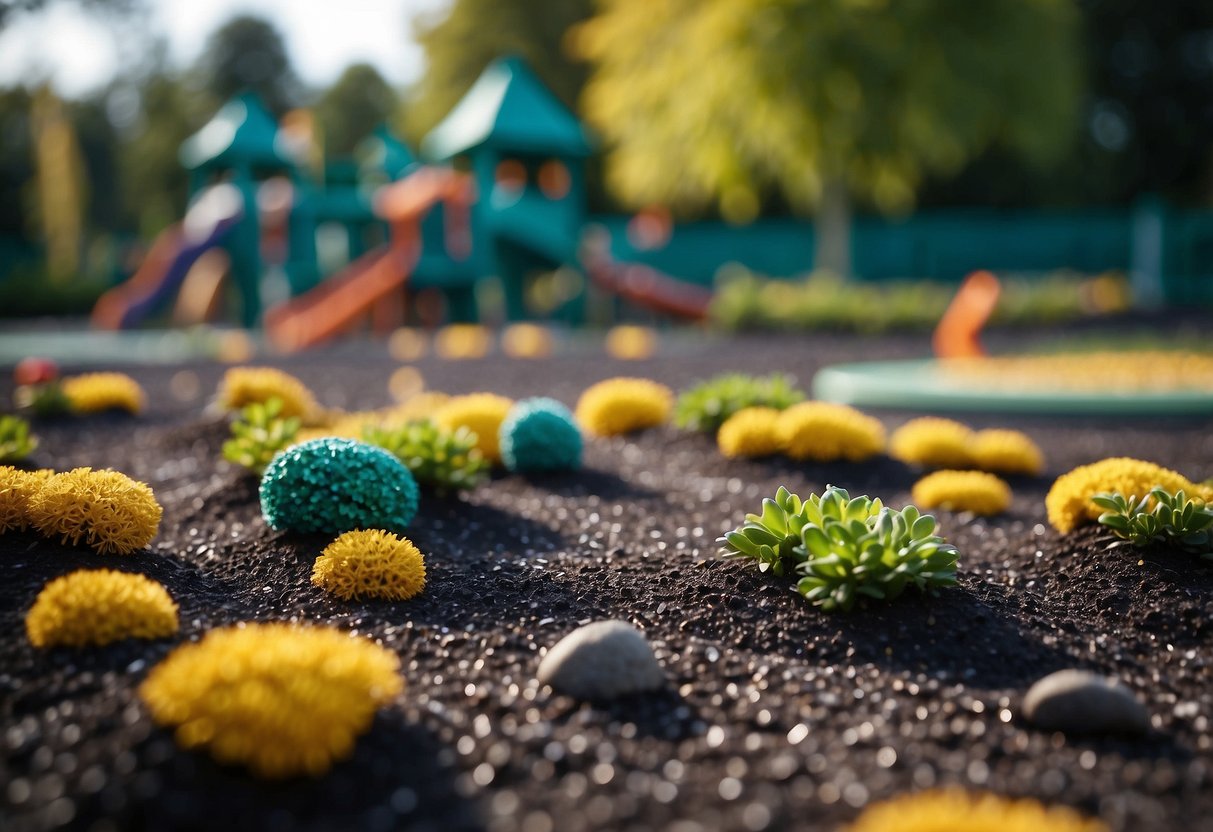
top-left (382, 391), bottom-right (451, 425)
top-left (717, 407), bottom-right (782, 458)
top-left (1046, 457), bottom-right (1213, 534)
top-left (889, 417), bottom-right (974, 469)
top-left (776, 401), bottom-right (886, 462)
top-left (434, 324), bottom-right (492, 360)
top-left (844, 789), bottom-right (1108, 832)
top-left (604, 324), bottom-right (658, 360)
top-left (217, 366), bottom-right (319, 421)
top-left (501, 323), bottom-right (554, 359)
top-left (912, 470), bottom-right (1012, 516)
top-left (432, 393), bottom-right (514, 462)
top-left (27, 468), bottom-right (162, 554)
top-left (26, 569), bottom-right (178, 648)
top-left (941, 351), bottom-right (1213, 394)
top-left (0, 467), bottom-right (54, 533)
top-left (294, 393), bottom-right (454, 445)
top-left (969, 428), bottom-right (1045, 475)
top-left (139, 623), bottom-right (403, 779)
top-left (575, 377), bottom-right (673, 437)
top-left (312, 529), bottom-right (427, 601)
top-left (62, 372), bottom-right (146, 415)
top-left (295, 411), bottom-right (380, 443)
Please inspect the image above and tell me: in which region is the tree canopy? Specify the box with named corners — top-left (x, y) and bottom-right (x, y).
top-left (574, 0), bottom-right (1082, 224)
top-left (404, 0), bottom-right (592, 143)
top-left (315, 63), bottom-right (398, 157)
top-left (197, 14), bottom-right (299, 118)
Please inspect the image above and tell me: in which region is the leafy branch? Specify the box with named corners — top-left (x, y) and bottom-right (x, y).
top-left (222, 398), bottom-right (300, 474)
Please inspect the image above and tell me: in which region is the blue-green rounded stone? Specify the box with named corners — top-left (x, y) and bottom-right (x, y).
top-left (259, 437), bottom-right (420, 533)
top-left (500, 397), bottom-right (582, 472)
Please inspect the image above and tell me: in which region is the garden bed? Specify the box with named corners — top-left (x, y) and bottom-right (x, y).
top-left (2, 332), bottom-right (1212, 832)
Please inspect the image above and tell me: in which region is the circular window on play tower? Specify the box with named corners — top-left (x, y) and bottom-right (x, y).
top-left (495, 159), bottom-right (527, 194)
top-left (538, 160), bottom-right (571, 200)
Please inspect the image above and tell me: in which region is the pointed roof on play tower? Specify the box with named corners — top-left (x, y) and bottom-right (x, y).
top-left (357, 124), bottom-right (418, 182)
top-left (421, 56), bottom-right (593, 161)
top-left (180, 92), bottom-right (298, 172)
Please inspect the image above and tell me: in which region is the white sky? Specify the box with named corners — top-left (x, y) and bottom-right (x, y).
top-left (0, 0), bottom-right (452, 97)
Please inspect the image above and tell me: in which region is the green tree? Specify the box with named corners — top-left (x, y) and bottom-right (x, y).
top-left (405, 0), bottom-right (592, 141)
top-left (315, 63), bottom-right (398, 157)
top-left (576, 0), bottom-right (1082, 274)
top-left (0, 86), bottom-right (35, 238)
top-left (116, 71), bottom-right (205, 236)
top-left (69, 92), bottom-right (125, 233)
top-left (0, 0), bottom-right (134, 30)
top-left (919, 0), bottom-right (1213, 209)
top-left (197, 14), bottom-right (299, 118)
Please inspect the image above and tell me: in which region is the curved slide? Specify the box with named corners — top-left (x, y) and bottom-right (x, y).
top-left (92, 185), bottom-right (243, 330)
top-left (580, 232), bottom-right (714, 321)
top-left (263, 243), bottom-right (418, 352)
top-left (493, 194), bottom-right (714, 320)
top-left (264, 168), bottom-right (473, 353)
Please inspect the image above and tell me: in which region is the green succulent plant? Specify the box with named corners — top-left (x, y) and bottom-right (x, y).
top-left (721, 485), bottom-right (960, 612)
top-left (364, 420), bottom-right (489, 494)
top-left (674, 372), bottom-right (804, 433)
top-left (1094, 488), bottom-right (1213, 559)
top-left (222, 397), bottom-right (301, 474)
top-left (0, 414), bottom-right (38, 462)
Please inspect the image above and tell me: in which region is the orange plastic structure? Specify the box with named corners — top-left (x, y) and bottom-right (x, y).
top-left (932, 270), bottom-right (1002, 359)
top-left (264, 169), bottom-right (474, 353)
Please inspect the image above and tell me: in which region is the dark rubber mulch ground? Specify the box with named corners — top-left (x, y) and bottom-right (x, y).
top-left (3, 330), bottom-right (1213, 832)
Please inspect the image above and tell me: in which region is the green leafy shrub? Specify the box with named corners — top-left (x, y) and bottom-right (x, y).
top-left (1094, 488), bottom-right (1213, 559)
top-left (721, 485), bottom-right (959, 612)
top-left (0, 272), bottom-right (110, 319)
top-left (709, 268), bottom-right (1126, 333)
top-left (14, 382), bottom-right (71, 418)
top-left (364, 420), bottom-right (489, 494)
top-left (0, 415), bottom-right (38, 462)
top-left (674, 373), bottom-right (804, 433)
top-left (222, 398), bottom-right (300, 474)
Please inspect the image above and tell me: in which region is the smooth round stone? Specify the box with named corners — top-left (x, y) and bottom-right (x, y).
top-left (537, 621), bottom-right (665, 700)
top-left (1022, 669), bottom-right (1150, 735)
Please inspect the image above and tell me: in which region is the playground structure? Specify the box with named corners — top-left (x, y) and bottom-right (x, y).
top-left (93, 59), bottom-right (702, 346)
top-left (92, 57), bottom-right (1213, 349)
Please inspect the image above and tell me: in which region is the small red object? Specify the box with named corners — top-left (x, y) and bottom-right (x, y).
top-left (14, 357), bottom-right (59, 386)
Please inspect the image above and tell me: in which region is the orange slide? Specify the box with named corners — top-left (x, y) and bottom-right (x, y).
top-left (264, 242), bottom-right (418, 352)
top-left (580, 231), bottom-right (714, 321)
top-left (264, 167), bottom-right (473, 353)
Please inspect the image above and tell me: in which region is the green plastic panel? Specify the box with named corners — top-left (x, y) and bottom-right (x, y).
top-left (812, 359), bottom-right (1213, 416)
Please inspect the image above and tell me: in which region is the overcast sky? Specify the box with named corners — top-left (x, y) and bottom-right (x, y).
top-left (0, 0), bottom-right (451, 96)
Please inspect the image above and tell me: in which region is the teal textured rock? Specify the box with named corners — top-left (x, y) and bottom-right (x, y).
top-left (500, 398), bottom-right (582, 472)
top-left (259, 438), bottom-right (419, 533)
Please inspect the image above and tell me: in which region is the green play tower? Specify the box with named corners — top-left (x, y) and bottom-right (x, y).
top-left (179, 92), bottom-right (299, 327)
top-left (422, 56), bottom-right (594, 321)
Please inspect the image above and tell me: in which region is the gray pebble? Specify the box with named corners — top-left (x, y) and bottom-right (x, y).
top-left (1023, 669), bottom-right (1149, 735)
top-left (537, 620), bottom-right (665, 700)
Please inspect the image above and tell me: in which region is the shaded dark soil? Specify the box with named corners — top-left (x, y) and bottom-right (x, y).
top-left (3, 332), bottom-right (1213, 832)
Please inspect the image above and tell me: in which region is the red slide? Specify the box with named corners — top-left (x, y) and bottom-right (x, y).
top-left (264, 242), bottom-right (418, 352)
top-left (580, 233), bottom-right (714, 321)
